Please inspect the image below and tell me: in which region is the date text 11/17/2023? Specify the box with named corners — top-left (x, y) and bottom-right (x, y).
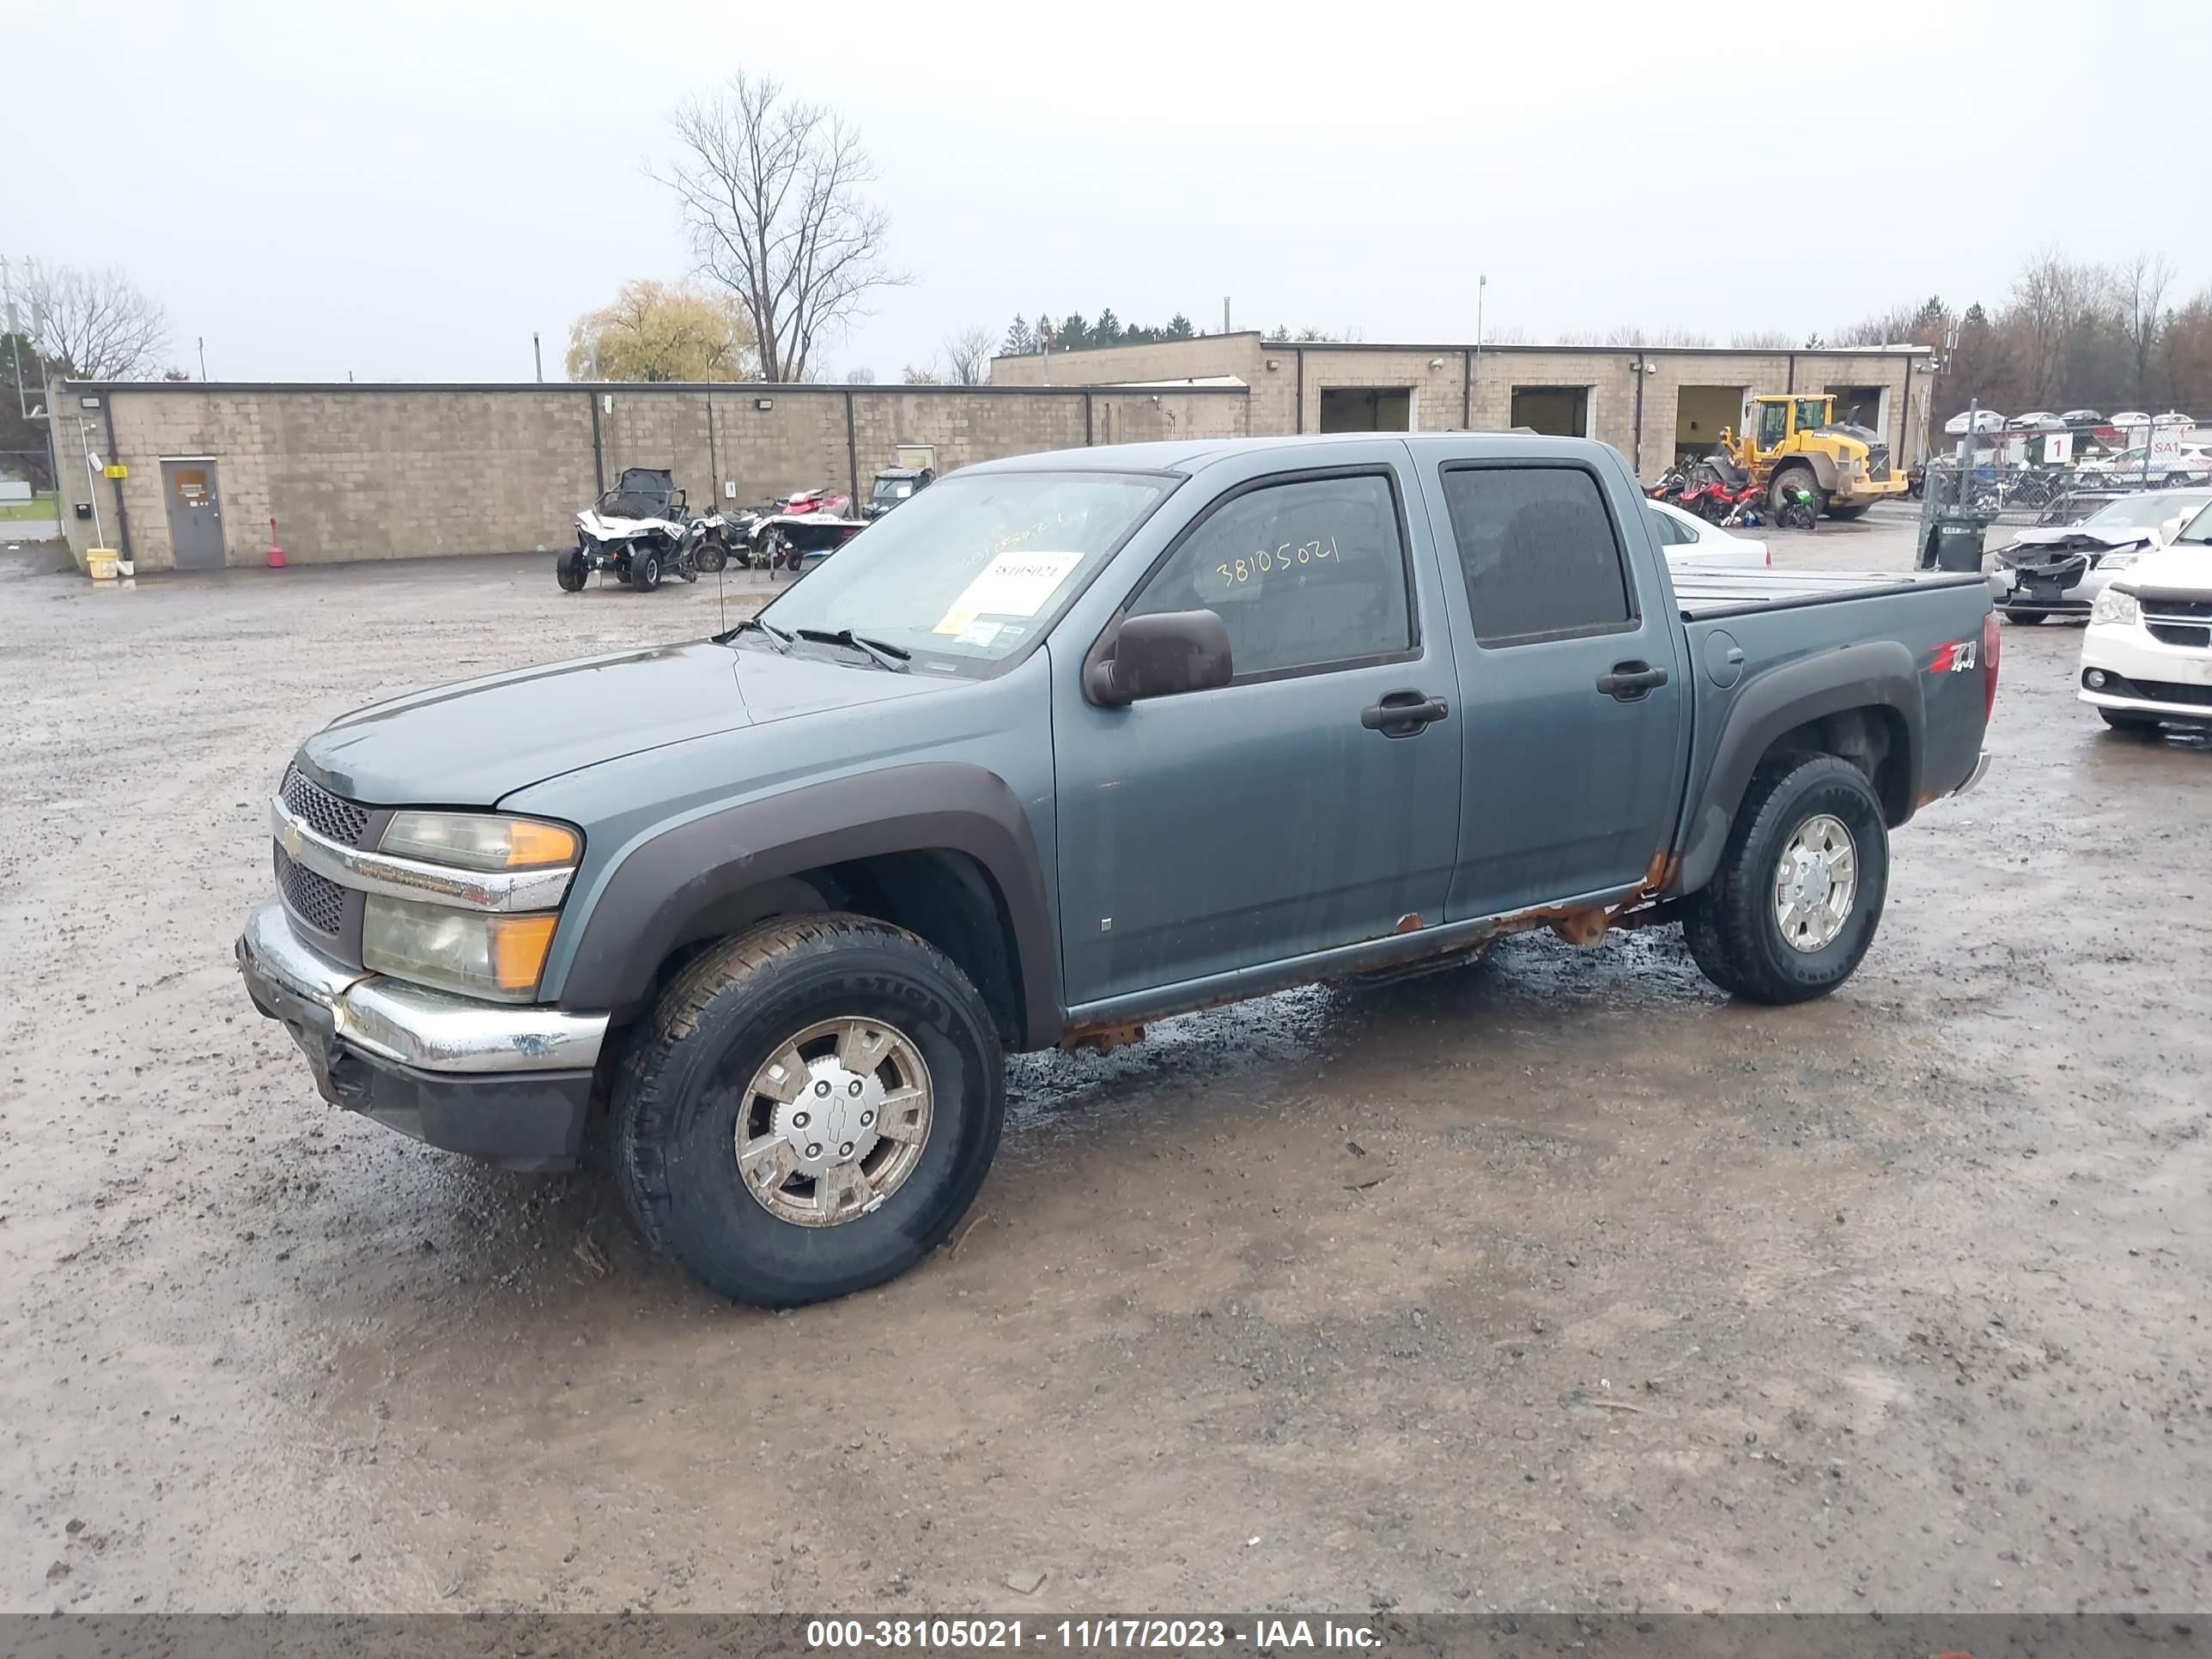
top-left (805, 1618), bottom-right (1383, 1650)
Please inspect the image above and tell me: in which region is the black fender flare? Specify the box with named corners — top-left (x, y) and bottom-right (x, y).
top-left (556, 763), bottom-right (1061, 1046)
top-left (1668, 641), bottom-right (1925, 898)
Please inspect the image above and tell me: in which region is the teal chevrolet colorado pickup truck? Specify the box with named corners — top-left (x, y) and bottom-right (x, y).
top-left (238, 434), bottom-right (1996, 1306)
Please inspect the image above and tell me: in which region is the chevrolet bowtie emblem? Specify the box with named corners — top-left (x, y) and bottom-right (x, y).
top-left (280, 820), bottom-right (304, 860)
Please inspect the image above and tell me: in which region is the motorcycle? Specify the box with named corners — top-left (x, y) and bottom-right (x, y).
top-left (1647, 464), bottom-right (1692, 503)
top-left (1775, 480), bottom-right (1819, 531)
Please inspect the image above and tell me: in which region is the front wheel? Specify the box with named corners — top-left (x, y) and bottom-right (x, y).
top-left (2099, 708), bottom-right (2160, 732)
top-left (694, 537), bottom-right (728, 574)
top-left (614, 915), bottom-right (1006, 1308)
top-left (556, 547), bottom-right (586, 592)
top-left (1683, 756), bottom-right (1889, 1005)
top-left (1826, 503), bottom-right (1869, 521)
top-left (634, 550), bottom-right (662, 592)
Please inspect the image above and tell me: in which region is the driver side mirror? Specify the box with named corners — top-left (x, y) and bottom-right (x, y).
top-left (1085, 610), bottom-right (1233, 707)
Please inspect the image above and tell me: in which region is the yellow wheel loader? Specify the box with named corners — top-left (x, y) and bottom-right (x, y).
top-left (1717, 394), bottom-right (1910, 520)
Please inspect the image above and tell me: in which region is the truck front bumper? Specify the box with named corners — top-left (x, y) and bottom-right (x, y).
top-left (235, 899), bottom-right (608, 1171)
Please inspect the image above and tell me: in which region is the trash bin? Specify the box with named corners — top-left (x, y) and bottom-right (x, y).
top-left (1924, 519), bottom-right (1987, 573)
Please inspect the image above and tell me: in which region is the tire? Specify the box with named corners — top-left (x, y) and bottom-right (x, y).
top-left (678, 554), bottom-right (699, 584)
top-left (613, 915), bottom-right (1006, 1308)
top-left (1826, 504), bottom-right (1869, 521)
top-left (1683, 756), bottom-right (1889, 1006)
top-left (556, 547), bottom-right (586, 592)
top-left (694, 537), bottom-right (727, 574)
top-left (2002, 608), bottom-right (2045, 624)
top-left (634, 550), bottom-right (661, 592)
top-left (2099, 708), bottom-right (2159, 732)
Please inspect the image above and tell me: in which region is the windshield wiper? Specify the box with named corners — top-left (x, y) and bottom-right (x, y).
top-left (795, 627), bottom-right (910, 672)
top-left (725, 616), bottom-right (793, 652)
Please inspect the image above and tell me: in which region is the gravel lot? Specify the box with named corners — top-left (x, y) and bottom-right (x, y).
top-left (3, 511), bottom-right (2208, 1616)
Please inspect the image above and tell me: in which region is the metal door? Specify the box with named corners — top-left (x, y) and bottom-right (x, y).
top-left (1049, 445), bottom-right (1464, 1010)
top-left (161, 461), bottom-right (226, 568)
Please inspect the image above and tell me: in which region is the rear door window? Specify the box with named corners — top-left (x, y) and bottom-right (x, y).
top-left (1438, 465), bottom-right (1636, 646)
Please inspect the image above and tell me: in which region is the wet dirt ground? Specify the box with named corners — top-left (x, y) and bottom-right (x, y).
top-left (3, 516), bottom-right (2207, 1617)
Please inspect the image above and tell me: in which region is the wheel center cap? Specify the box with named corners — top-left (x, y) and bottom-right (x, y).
top-left (772, 1059), bottom-right (883, 1180)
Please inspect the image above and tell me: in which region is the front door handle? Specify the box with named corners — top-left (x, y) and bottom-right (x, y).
top-left (1361, 690), bottom-right (1450, 736)
top-left (1596, 661), bottom-right (1669, 702)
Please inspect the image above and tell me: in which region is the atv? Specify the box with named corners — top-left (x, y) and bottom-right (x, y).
top-left (558, 468), bottom-right (732, 593)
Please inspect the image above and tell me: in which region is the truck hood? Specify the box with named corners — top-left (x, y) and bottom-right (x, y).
top-left (298, 641), bottom-right (951, 806)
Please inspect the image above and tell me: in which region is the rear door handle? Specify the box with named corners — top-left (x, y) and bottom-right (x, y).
top-left (1596, 661), bottom-right (1668, 702)
top-left (1361, 690), bottom-right (1450, 736)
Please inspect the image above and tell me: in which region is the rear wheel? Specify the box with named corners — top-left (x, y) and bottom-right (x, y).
top-left (1684, 756), bottom-right (1889, 1005)
top-left (634, 550), bottom-right (662, 592)
top-left (556, 547), bottom-right (586, 592)
top-left (613, 915), bottom-right (1006, 1308)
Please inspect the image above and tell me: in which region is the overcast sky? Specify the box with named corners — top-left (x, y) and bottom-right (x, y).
top-left (15, 0), bottom-right (2210, 384)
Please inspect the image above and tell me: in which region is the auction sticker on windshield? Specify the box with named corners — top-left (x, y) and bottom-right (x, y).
top-left (934, 551), bottom-right (1083, 636)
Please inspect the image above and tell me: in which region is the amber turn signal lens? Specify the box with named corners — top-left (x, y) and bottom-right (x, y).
top-left (491, 914), bottom-right (560, 991)
top-left (502, 820), bottom-right (580, 867)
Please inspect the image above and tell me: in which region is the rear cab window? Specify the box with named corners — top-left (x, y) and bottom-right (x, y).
top-left (1437, 465), bottom-right (1638, 646)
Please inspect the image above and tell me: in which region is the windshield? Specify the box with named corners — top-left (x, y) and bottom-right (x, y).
top-left (2081, 492), bottom-right (2203, 532)
top-left (753, 471), bottom-right (1170, 673)
top-left (2179, 503), bottom-right (2212, 543)
top-left (872, 478), bottom-right (913, 501)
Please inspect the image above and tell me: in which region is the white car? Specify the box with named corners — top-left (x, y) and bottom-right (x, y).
top-left (1946, 408), bottom-right (2008, 434)
top-left (1990, 489), bottom-right (2212, 622)
top-left (2079, 513), bottom-right (2212, 732)
top-left (2078, 443), bottom-right (2212, 486)
top-left (1645, 499), bottom-right (1769, 568)
top-left (2008, 410), bottom-right (2064, 430)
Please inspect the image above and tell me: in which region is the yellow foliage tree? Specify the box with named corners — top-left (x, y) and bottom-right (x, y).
top-left (565, 279), bottom-right (758, 382)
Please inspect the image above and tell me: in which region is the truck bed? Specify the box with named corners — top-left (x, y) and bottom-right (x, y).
top-left (1672, 567), bottom-right (1988, 621)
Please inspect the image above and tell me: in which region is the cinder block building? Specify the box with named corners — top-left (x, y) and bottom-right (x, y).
top-left (990, 331), bottom-right (1934, 485)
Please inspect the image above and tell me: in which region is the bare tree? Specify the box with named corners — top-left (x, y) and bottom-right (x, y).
top-left (12, 260), bottom-right (170, 380)
top-left (1728, 329), bottom-right (1796, 349)
top-left (2117, 252), bottom-right (2173, 404)
top-left (655, 72), bottom-right (906, 383)
top-left (844, 366), bottom-right (874, 385)
top-left (901, 362), bottom-right (939, 385)
top-left (940, 325), bottom-right (995, 386)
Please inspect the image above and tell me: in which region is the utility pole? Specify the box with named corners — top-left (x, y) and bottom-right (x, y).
top-left (3, 256), bottom-right (28, 419)
top-left (198, 337), bottom-right (208, 380)
top-left (1222, 296), bottom-right (1231, 335)
top-left (532, 331), bottom-right (543, 383)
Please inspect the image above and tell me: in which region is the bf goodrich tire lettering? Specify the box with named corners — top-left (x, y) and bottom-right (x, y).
top-left (1685, 756), bottom-right (1889, 1005)
top-left (613, 914), bottom-right (1005, 1308)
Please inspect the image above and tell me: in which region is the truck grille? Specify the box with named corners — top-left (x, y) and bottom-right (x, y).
top-left (281, 766), bottom-right (369, 848)
top-left (276, 845), bottom-right (347, 936)
top-left (1866, 444), bottom-right (1891, 482)
top-left (2146, 620), bottom-right (2212, 649)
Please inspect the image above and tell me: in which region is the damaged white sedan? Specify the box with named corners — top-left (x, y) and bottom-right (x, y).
top-left (1990, 489), bottom-right (2212, 623)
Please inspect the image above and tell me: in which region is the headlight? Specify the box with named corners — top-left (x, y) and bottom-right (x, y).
top-left (380, 811), bottom-right (579, 871)
top-left (362, 896), bottom-right (558, 1002)
top-left (2089, 587), bottom-right (2141, 627)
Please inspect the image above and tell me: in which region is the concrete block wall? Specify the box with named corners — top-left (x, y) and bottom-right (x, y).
top-left (49, 380), bottom-right (1253, 572)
